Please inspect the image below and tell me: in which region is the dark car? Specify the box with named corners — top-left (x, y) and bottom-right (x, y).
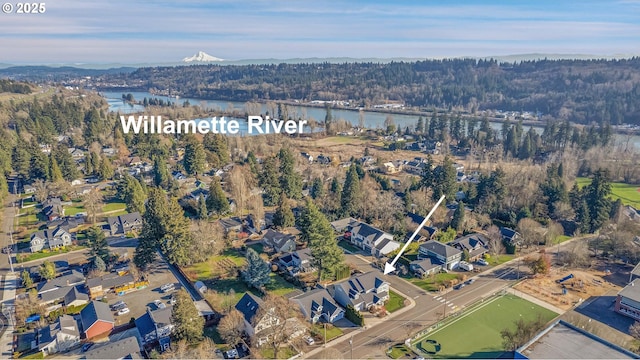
top-left (453, 283), bottom-right (465, 290)
top-left (2, 246), bottom-right (11, 254)
top-left (82, 343), bottom-right (94, 352)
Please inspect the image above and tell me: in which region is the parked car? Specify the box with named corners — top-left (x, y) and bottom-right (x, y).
top-left (161, 283), bottom-right (175, 292)
top-left (2, 246), bottom-right (11, 254)
top-left (168, 295), bottom-right (177, 305)
top-left (117, 307), bottom-right (130, 316)
top-left (224, 349), bottom-right (238, 359)
top-left (476, 259), bottom-right (489, 266)
top-left (82, 343), bottom-right (94, 352)
top-left (453, 283), bottom-right (465, 290)
top-left (111, 301), bottom-right (127, 311)
top-left (304, 336), bottom-right (315, 345)
top-left (465, 278), bottom-right (476, 285)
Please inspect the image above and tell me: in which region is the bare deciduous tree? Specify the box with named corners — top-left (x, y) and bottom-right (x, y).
top-left (254, 294), bottom-right (305, 358)
top-left (83, 188), bottom-right (104, 224)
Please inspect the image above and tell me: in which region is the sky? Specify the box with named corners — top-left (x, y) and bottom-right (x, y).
top-left (1, 0), bottom-right (640, 64)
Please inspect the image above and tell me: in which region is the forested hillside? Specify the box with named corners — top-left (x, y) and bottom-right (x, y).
top-left (95, 58), bottom-right (640, 126)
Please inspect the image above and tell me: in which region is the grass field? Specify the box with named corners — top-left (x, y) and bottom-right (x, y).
top-left (409, 273), bottom-right (459, 292)
top-left (414, 295), bottom-right (557, 359)
top-left (311, 323), bottom-right (344, 342)
top-left (577, 177), bottom-right (640, 208)
top-left (102, 202), bottom-right (127, 213)
top-left (486, 254), bottom-right (514, 266)
top-left (386, 290), bottom-right (406, 313)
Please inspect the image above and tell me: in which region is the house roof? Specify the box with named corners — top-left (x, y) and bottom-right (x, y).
top-left (410, 258), bottom-right (441, 273)
top-left (37, 314), bottom-right (79, 350)
top-left (47, 217), bottom-right (83, 230)
top-left (420, 240), bottom-right (462, 258)
top-left (37, 270), bottom-right (85, 294)
top-left (149, 306), bottom-right (173, 328)
top-left (262, 229), bottom-right (296, 250)
top-left (350, 222), bottom-right (392, 244)
top-left (516, 320), bottom-right (639, 359)
top-left (374, 238), bottom-right (400, 253)
top-left (334, 272), bottom-right (388, 305)
top-left (330, 217), bottom-right (358, 233)
top-left (80, 300), bottom-right (115, 331)
top-left (219, 217), bottom-right (243, 230)
top-left (86, 273), bottom-right (135, 290)
top-left (63, 286), bottom-right (89, 306)
top-left (235, 292), bottom-right (263, 324)
top-left (291, 288), bottom-right (343, 321)
top-left (134, 312), bottom-right (155, 339)
top-left (619, 279), bottom-right (640, 303)
top-left (85, 336), bottom-right (142, 360)
top-left (31, 226), bottom-right (71, 245)
top-left (500, 227), bottom-right (518, 239)
top-left (449, 233), bottom-right (489, 258)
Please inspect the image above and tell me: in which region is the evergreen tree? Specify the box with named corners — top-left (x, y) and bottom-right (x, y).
top-left (300, 200), bottom-right (344, 280)
top-left (48, 155), bottom-right (63, 182)
top-left (432, 157), bottom-right (457, 201)
top-left (29, 150), bottom-right (49, 181)
top-left (92, 256), bottom-right (106, 272)
top-left (259, 156), bottom-right (281, 206)
top-left (278, 148), bottom-right (303, 199)
top-left (21, 269), bottom-right (33, 288)
top-left (330, 177), bottom-right (341, 194)
top-left (88, 152), bottom-right (101, 176)
top-left (310, 177), bottom-right (324, 199)
top-left (416, 116), bottom-right (424, 134)
top-left (97, 156), bottom-right (114, 180)
top-left (160, 197), bottom-right (195, 266)
top-left (451, 201), bottom-right (465, 231)
top-left (11, 143), bottom-right (31, 177)
top-left (324, 103), bottom-right (333, 135)
top-left (153, 156), bottom-right (170, 189)
top-left (272, 194), bottom-right (295, 229)
top-left (183, 137), bottom-right (206, 175)
top-left (241, 248), bottom-right (271, 290)
top-left (87, 226), bottom-right (110, 263)
top-left (246, 151), bottom-right (259, 176)
top-left (0, 173), bottom-right (7, 205)
top-left (576, 200), bottom-right (591, 234)
top-left (203, 133), bottom-right (230, 165)
top-left (341, 165), bottom-right (361, 217)
top-left (197, 195), bottom-right (208, 219)
top-left (134, 188), bottom-right (167, 269)
top-left (172, 289), bottom-right (205, 341)
top-left (206, 177), bottom-right (230, 215)
top-left (584, 169), bottom-right (612, 233)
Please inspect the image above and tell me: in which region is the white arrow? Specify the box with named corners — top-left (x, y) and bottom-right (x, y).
top-left (384, 195), bottom-right (446, 275)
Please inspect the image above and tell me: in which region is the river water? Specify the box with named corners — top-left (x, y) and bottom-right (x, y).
top-left (103, 91), bottom-right (640, 149)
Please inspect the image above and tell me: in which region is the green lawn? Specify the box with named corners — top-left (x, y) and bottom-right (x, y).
top-left (338, 240), bottom-right (361, 253)
top-left (577, 177), bottom-right (640, 208)
top-left (260, 345), bottom-right (298, 359)
top-left (16, 245), bottom-right (85, 263)
top-left (386, 290), bottom-right (406, 313)
top-left (64, 205), bottom-right (85, 216)
top-left (555, 235), bottom-right (571, 244)
top-left (102, 201), bottom-right (126, 213)
top-left (186, 250), bottom-right (247, 280)
top-left (413, 295), bottom-right (557, 359)
top-left (388, 344), bottom-right (414, 359)
top-left (311, 323), bottom-right (344, 342)
top-left (486, 254), bottom-right (514, 266)
top-left (17, 213), bottom-right (38, 227)
top-left (409, 273), bottom-right (459, 292)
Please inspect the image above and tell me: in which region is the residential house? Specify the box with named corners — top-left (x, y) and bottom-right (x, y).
top-left (135, 306), bottom-right (174, 347)
top-left (277, 249), bottom-right (315, 276)
top-left (36, 270), bottom-right (86, 306)
top-left (46, 217), bottom-right (84, 232)
top-left (409, 258), bottom-right (441, 278)
top-left (127, 156), bottom-right (143, 167)
top-left (500, 227), bottom-right (522, 247)
top-left (86, 273), bottom-right (135, 299)
top-left (171, 171), bottom-right (187, 181)
top-left (404, 213), bottom-right (437, 242)
top-left (448, 233), bottom-right (489, 262)
top-left (404, 159), bottom-right (428, 175)
top-left (301, 152), bottom-right (313, 163)
top-left (262, 229), bottom-right (297, 253)
top-left (84, 336), bottom-right (142, 360)
top-left (80, 300), bottom-right (115, 339)
top-left (30, 226), bottom-right (73, 253)
top-left (102, 147), bottom-right (117, 157)
top-left (316, 154), bottom-right (331, 165)
top-left (330, 272), bottom-right (389, 312)
top-left (291, 288), bottom-right (345, 324)
top-left (68, 148), bottom-right (85, 159)
top-left (42, 198), bottom-right (64, 221)
top-left (106, 212), bottom-right (142, 237)
top-left (35, 315), bottom-right (80, 355)
top-left (330, 217), bottom-right (358, 234)
top-left (219, 217), bottom-right (244, 234)
top-left (348, 221), bottom-right (400, 257)
top-left (418, 240), bottom-right (462, 270)
top-left (622, 206), bottom-right (640, 222)
top-left (235, 293), bottom-right (281, 346)
top-left (381, 162), bottom-right (400, 174)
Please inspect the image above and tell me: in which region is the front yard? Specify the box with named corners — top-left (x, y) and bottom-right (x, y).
top-left (311, 323), bottom-right (344, 342)
top-left (408, 273), bottom-right (461, 292)
top-left (386, 291), bottom-right (406, 313)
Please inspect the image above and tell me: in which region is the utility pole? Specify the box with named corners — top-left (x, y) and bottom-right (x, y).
top-left (323, 322), bottom-right (327, 347)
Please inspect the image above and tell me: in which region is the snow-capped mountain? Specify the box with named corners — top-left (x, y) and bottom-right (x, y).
top-left (182, 51), bottom-right (224, 62)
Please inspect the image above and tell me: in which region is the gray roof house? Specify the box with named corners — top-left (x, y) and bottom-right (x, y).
top-left (79, 300), bottom-right (115, 339)
top-left (330, 217), bottom-right (358, 233)
top-left (448, 233), bottom-right (489, 261)
top-left (219, 217), bottom-right (244, 234)
top-left (291, 288), bottom-right (345, 324)
top-left (235, 292), bottom-right (282, 346)
top-left (84, 336), bottom-right (142, 360)
top-left (35, 315), bottom-right (80, 355)
top-left (330, 272), bottom-right (389, 312)
top-left (30, 226), bottom-right (73, 253)
top-left (419, 240), bottom-right (463, 270)
top-left (107, 212), bottom-right (142, 237)
top-left (409, 258), bottom-right (442, 278)
top-left (37, 270), bottom-right (86, 305)
top-left (348, 221), bottom-right (401, 257)
top-left (262, 229), bottom-right (297, 253)
top-left (278, 249), bottom-right (315, 276)
top-left (135, 306), bottom-right (174, 346)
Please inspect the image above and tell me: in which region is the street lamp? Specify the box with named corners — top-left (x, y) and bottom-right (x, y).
top-left (350, 336), bottom-right (353, 360)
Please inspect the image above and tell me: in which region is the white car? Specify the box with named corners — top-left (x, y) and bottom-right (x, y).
top-left (477, 259), bottom-right (489, 266)
top-left (160, 283), bottom-right (175, 292)
top-left (117, 308), bottom-right (130, 316)
top-left (304, 336), bottom-right (315, 345)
